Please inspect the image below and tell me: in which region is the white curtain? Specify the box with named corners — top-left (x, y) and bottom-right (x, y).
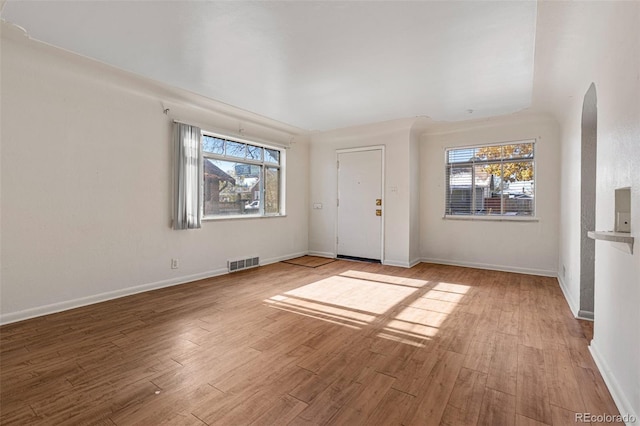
top-left (174, 122), bottom-right (202, 229)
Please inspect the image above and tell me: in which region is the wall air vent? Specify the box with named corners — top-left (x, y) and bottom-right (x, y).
top-left (228, 256), bottom-right (260, 273)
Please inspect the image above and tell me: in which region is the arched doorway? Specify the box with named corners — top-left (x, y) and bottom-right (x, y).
top-left (579, 83), bottom-right (597, 320)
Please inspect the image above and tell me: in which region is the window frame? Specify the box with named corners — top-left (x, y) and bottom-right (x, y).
top-left (201, 130), bottom-right (285, 220)
top-left (443, 139), bottom-right (537, 221)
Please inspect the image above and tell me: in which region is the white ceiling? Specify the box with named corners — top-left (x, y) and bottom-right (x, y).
top-left (1, 1), bottom-right (537, 131)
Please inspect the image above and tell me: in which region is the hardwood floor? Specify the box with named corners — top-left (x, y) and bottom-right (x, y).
top-left (0, 261), bottom-right (621, 425)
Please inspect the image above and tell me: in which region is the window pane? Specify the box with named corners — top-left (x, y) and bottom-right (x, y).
top-left (225, 141), bottom-right (246, 158)
top-left (475, 145), bottom-right (502, 161)
top-left (473, 164), bottom-right (498, 215)
top-left (202, 135), bottom-right (224, 155)
top-left (480, 163), bottom-right (504, 215)
top-left (203, 159), bottom-right (261, 216)
top-left (265, 167), bottom-right (280, 214)
top-left (265, 148), bottom-right (280, 164)
top-left (446, 165), bottom-right (473, 214)
top-left (501, 161), bottom-right (534, 216)
top-left (448, 148), bottom-right (475, 164)
top-left (503, 143), bottom-right (534, 159)
top-left (247, 145), bottom-right (263, 161)
top-left (445, 141), bottom-right (535, 217)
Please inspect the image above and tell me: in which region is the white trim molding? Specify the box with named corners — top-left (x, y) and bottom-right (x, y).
top-left (421, 257), bottom-right (557, 277)
top-left (557, 274), bottom-right (594, 321)
top-left (557, 274), bottom-right (580, 317)
top-left (0, 251), bottom-right (309, 326)
top-left (589, 341), bottom-right (639, 426)
top-left (577, 309), bottom-right (594, 321)
top-left (0, 268), bottom-right (228, 326)
top-left (382, 259), bottom-right (412, 268)
top-left (259, 251), bottom-right (309, 266)
top-left (307, 251), bottom-right (336, 259)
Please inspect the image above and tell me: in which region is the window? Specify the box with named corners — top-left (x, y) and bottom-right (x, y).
top-left (202, 133), bottom-right (283, 218)
top-left (445, 141), bottom-right (535, 217)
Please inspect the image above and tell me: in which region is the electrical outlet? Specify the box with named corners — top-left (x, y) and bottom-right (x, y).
top-left (171, 258), bottom-right (179, 269)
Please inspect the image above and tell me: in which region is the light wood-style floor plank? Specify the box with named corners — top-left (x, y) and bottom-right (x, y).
top-left (441, 367), bottom-right (487, 425)
top-left (477, 388), bottom-right (517, 426)
top-left (543, 342), bottom-right (586, 413)
top-left (486, 332), bottom-right (519, 395)
top-left (516, 344), bottom-right (553, 424)
top-left (404, 349), bottom-right (464, 426)
top-left (0, 261), bottom-right (621, 425)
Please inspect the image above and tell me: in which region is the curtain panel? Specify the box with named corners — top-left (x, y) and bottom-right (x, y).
top-left (174, 122), bottom-right (203, 229)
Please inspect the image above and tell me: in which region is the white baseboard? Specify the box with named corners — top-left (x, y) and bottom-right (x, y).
top-left (383, 259), bottom-right (412, 268)
top-left (0, 268), bottom-right (227, 325)
top-left (260, 251), bottom-right (309, 266)
top-left (307, 251), bottom-right (335, 259)
top-left (557, 274), bottom-right (580, 317)
top-left (577, 309), bottom-right (594, 321)
top-left (557, 275), bottom-right (594, 321)
top-left (409, 258), bottom-right (422, 268)
top-left (420, 257), bottom-right (557, 277)
top-left (0, 250), bottom-right (309, 326)
top-left (589, 341), bottom-right (639, 425)
top-left (382, 259), bottom-right (422, 268)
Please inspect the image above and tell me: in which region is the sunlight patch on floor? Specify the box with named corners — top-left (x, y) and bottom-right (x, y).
top-left (406, 297), bottom-right (459, 314)
top-left (338, 270), bottom-right (429, 288)
top-left (422, 289), bottom-right (467, 303)
top-left (375, 332), bottom-right (430, 347)
top-left (432, 282), bottom-right (471, 294)
top-left (281, 275), bottom-right (417, 315)
top-left (262, 303), bottom-right (363, 330)
top-left (265, 274), bottom-right (472, 346)
top-left (265, 295), bottom-right (375, 326)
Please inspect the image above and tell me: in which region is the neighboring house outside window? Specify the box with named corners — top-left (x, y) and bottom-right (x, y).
top-left (445, 141), bottom-right (535, 217)
top-left (202, 133), bottom-right (283, 218)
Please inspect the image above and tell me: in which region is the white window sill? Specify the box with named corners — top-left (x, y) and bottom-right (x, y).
top-left (443, 215), bottom-right (539, 222)
top-left (203, 214), bottom-right (287, 222)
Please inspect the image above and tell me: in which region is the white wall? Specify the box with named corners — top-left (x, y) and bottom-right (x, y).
top-left (536, 1), bottom-right (640, 420)
top-left (419, 112), bottom-right (560, 276)
top-left (0, 26), bottom-right (309, 324)
top-left (308, 118), bottom-right (417, 267)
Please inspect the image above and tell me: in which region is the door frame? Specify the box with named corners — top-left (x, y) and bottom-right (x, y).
top-left (335, 145), bottom-right (386, 262)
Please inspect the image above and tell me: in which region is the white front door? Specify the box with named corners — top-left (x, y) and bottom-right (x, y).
top-left (337, 148), bottom-right (383, 261)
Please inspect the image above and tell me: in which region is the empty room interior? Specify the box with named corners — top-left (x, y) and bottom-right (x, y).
top-left (1, 1), bottom-right (639, 425)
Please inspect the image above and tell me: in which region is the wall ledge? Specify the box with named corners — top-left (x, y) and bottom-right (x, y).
top-left (587, 231), bottom-right (634, 254)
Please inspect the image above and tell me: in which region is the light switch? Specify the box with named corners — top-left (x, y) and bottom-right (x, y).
top-left (313, 203), bottom-right (323, 209)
